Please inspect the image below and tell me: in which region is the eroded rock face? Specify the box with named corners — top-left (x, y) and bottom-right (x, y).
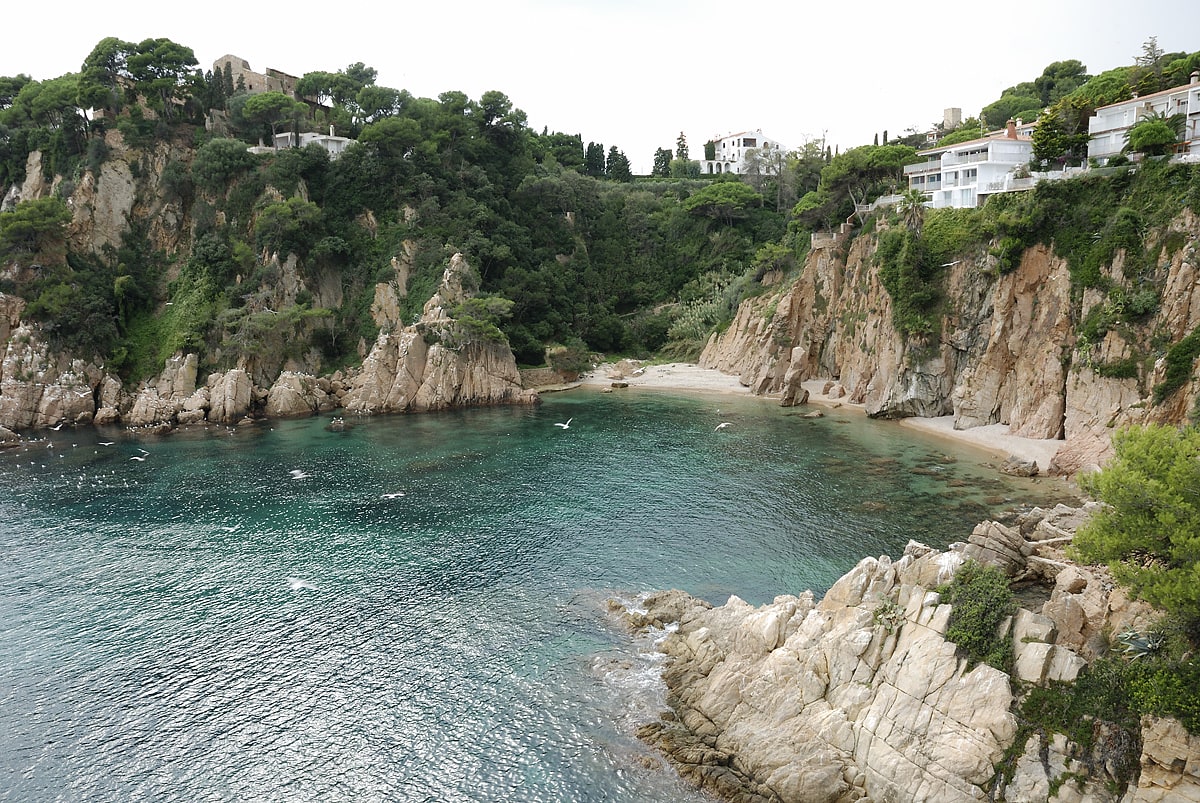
top-left (207, 369), bottom-right (253, 424)
top-left (125, 352), bottom-right (198, 427)
top-left (699, 214), bottom-right (1200, 476)
top-left (0, 323), bottom-right (104, 430)
top-left (343, 253), bottom-right (538, 414)
top-left (264, 371), bottom-right (334, 418)
top-left (634, 546), bottom-right (1018, 802)
top-left (627, 505), bottom-right (1198, 803)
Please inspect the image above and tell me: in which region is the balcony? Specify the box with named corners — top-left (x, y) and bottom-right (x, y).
top-left (941, 150), bottom-right (990, 167)
top-left (904, 161), bottom-right (941, 176)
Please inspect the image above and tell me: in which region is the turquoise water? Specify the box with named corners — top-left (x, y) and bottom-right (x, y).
top-left (0, 389), bottom-right (1070, 801)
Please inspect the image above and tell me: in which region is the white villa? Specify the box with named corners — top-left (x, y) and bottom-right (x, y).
top-left (700, 130), bottom-right (787, 175)
top-left (905, 120), bottom-right (1036, 209)
top-left (248, 127), bottom-right (354, 159)
top-left (1088, 71), bottom-right (1200, 164)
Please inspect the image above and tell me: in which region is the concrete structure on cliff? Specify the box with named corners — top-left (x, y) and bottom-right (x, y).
top-left (1088, 70), bottom-right (1200, 164)
top-left (905, 119), bottom-right (1037, 209)
top-left (247, 128), bottom-right (354, 159)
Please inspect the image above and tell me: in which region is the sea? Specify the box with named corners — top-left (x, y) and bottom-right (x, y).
top-left (0, 388), bottom-right (1073, 802)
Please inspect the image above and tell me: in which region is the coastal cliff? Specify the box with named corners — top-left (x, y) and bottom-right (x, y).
top-left (0, 132), bottom-right (538, 432)
top-left (700, 208), bottom-right (1200, 476)
top-left (619, 505), bottom-right (1200, 802)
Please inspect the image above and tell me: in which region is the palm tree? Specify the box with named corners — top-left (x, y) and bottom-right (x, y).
top-left (897, 188), bottom-right (928, 234)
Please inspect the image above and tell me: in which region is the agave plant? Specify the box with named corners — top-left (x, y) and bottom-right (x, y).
top-left (1116, 628), bottom-right (1165, 660)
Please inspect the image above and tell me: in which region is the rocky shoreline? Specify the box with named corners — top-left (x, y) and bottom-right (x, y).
top-left (612, 504), bottom-right (1200, 802)
top-left (0, 255), bottom-right (538, 443)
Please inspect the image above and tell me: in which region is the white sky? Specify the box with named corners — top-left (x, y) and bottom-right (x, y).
top-left (3, 1), bottom-right (1199, 173)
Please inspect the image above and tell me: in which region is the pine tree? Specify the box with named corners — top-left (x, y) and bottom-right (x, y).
top-left (584, 142), bottom-right (605, 177)
top-left (606, 146), bottom-right (632, 181)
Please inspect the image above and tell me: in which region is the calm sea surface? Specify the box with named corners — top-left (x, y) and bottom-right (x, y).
top-left (0, 389), bottom-right (1071, 802)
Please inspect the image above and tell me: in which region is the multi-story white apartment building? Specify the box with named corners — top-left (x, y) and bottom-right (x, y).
top-left (1087, 71), bottom-right (1200, 163)
top-left (904, 120), bottom-right (1035, 209)
top-left (699, 130), bottom-right (787, 175)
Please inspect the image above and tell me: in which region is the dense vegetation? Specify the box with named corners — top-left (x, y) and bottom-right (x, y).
top-left (1, 36), bottom-right (1199, 395)
top-left (0, 38), bottom-right (819, 378)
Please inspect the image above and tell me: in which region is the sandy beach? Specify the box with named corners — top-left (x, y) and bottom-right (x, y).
top-left (578, 362), bottom-right (1062, 472)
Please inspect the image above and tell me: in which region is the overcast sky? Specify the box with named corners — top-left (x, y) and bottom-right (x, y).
top-left (4, 1), bottom-right (1199, 173)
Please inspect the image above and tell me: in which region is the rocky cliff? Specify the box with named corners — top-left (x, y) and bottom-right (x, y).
top-left (342, 253), bottom-right (538, 414)
top-left (701, 211), bottom-right (1200, 476)
top-left (0, 251), bottom-right (535, 431)
top-left (619, 505), bottom-right (1200, 802)
top-left (0, 134), bottom-right (538, 433)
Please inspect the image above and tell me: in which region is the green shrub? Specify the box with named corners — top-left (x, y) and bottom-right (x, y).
top-left (1072, 424), bottom-right (1200, 623)
top-left (937, 560), bottom-right (1015, 670)
top-left (1153, 326), bottom-right (1200, 404)
top-left (875, 227), bottom-right (942, 339)
top-left (1020, 658), bottom-right (1142, 781)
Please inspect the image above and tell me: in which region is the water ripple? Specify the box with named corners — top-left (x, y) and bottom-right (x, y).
top-left (0, 392), bottom-right (1071, 801)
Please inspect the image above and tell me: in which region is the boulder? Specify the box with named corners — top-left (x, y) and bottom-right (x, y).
top-left (343, 253), bottom-right (538, 415)
top-left (208, 369), bottom-right (253, 424)
top-left (265, 371), bottom-right (331, 418)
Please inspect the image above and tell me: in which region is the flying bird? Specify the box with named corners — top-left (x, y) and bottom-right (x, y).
top-left (129, 455), bottom-right (147, 462)
top-left (289, 469), bottom-right (311, 480)
top-left (381, 491), bottom-right (406, 499)
top-left (553, 418), bottom-right (573, 430)
top-left (50, 423), bottom-right (64, 431)
top-left (98, 442), bottom-right (115, 447)
top-left (715, 422), bottom-right (733, 430)
top-left (286, 577), bottom-right (317, 591)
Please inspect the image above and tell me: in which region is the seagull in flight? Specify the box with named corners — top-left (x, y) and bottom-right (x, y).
top-left (50, 423), bottom-right (64, 431)
top-left (715, 422), bottom-right (733, 431)
top-left (289, 469), bottom-right (311, 480)
top-left (286, 577), bottom-right (317, 591)
top-left (553, 418), bottom-right (573, 430)
top-left (129, 455), bottom-right (148, 462)
top-left (98, 441), bottom-right (115, 447)
top-left (381, 491), bottom-right (406, 499)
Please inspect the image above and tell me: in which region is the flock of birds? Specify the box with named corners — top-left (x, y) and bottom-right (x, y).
top-left (6, 400), bottom-right (741, 596)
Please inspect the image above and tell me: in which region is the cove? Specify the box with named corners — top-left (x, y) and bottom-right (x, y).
top-left (0, 389), bottom-right (1072, 801)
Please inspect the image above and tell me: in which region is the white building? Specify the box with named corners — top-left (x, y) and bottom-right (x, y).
top-left (700, 129), bottom-right (787, 175)
top-left (905, 120), bottom-right (1035, 209)
top-left (1087, 71), bottom-right (1200, 164)
top-left (248, 127), bottom-right (354, 159)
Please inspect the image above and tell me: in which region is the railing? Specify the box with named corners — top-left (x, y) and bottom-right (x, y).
top-left (940, 151), bottom-right (990, 167)
top-left (904, 161), bottom-right (941, 176)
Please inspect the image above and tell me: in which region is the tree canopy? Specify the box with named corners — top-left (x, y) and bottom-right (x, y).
top-left (1070, 424), bottom-right (1200, 625)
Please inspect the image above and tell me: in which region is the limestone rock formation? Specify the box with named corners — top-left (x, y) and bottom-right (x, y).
top-left (623, 504), bottom-right (1197, 803)
top-left (343, 253), bottom-right (538, 414)
top-left (264, 371), bottom-right (334, 418)
top-left (207, 369), bottom-right (254, 424)
top-left (125, 353), bottom-right (198, 427)
top-left (699, 213), bottom-right (1200, 476)
top-left (0, 322), bottom-right (103, 430)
